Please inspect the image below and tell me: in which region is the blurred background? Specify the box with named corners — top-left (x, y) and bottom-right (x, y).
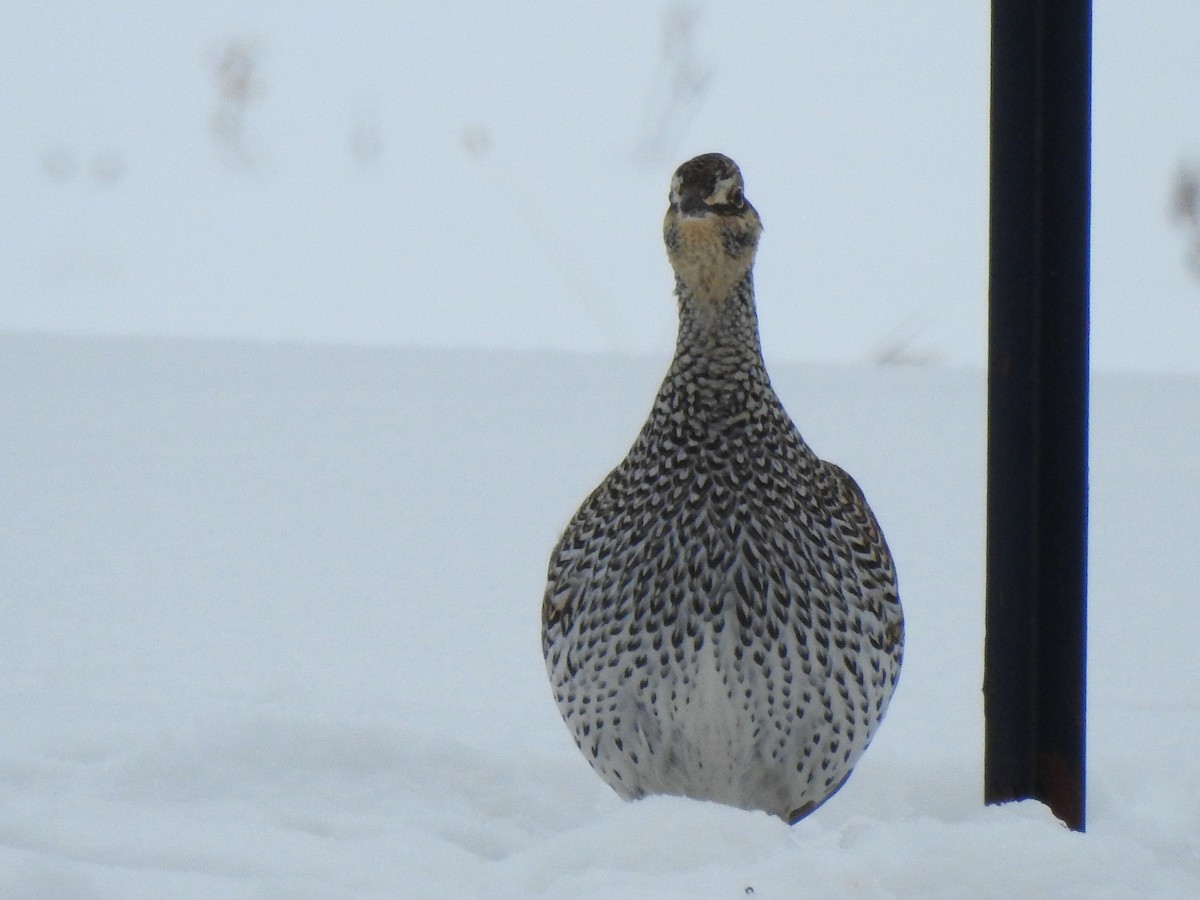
top-left (2, 1), bottom-right (1197, 373)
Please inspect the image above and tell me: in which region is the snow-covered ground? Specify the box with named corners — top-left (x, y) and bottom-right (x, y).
top-left (2, 333), bottom-right (1197, 897)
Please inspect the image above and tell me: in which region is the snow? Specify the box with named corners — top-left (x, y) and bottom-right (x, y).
top-left (2, 333), bottom-right (1197, 897)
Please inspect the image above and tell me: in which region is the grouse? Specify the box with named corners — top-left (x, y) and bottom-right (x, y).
top-left (542, 153), bottom-right (903, 823)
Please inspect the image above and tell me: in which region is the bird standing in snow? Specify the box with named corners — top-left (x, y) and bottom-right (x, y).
top-left (542, 153), bottom-right (903, 823)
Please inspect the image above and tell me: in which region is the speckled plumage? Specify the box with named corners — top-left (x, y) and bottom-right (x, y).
top-left (541, 153), bottom-right (903, 823)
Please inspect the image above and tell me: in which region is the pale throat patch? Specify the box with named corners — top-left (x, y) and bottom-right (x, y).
top-left (668, 217), bottom-right (755, 310)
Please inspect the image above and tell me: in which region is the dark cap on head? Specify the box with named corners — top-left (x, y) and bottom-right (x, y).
top-left (673, 153), bottom-right (742, 199)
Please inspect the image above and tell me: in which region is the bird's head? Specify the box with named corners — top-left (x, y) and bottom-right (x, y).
top-left (663, 153), bottom-right (762, 307)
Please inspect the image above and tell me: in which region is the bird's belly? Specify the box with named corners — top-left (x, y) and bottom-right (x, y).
top-left (552, 612), bottom-right (879, 821)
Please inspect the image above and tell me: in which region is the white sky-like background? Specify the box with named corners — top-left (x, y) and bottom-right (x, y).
top-left (1, 1), bottom-right (1198, 372)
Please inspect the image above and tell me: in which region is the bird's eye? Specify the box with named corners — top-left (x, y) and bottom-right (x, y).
top-left (729, 187), bottom-right (745, 208)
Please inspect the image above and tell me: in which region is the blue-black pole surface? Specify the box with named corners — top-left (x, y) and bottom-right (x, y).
top-left (985, 0), bottom-right (1091, 832)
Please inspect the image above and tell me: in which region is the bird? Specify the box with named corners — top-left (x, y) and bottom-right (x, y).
top-left (541, 153), bottom-right (903, 824)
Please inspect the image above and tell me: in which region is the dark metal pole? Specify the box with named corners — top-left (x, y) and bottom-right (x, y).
top-left (985, 0), bottom-right (1091, 832)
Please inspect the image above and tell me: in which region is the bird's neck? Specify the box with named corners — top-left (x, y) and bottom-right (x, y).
top-left (670, 272), bottom-right (767, 381)
top-left (649, 272), bottom-right (781, 431)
